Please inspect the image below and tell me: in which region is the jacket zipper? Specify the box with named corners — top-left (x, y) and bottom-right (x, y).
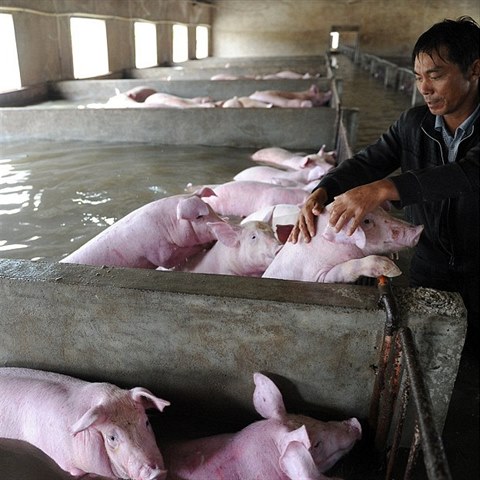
top-left (421, 126), bottom-right (455, 265)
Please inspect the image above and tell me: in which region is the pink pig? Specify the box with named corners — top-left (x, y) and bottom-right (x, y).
top-left (263, 205), bottom-right (424, 282)
top-left (233, 164), bottom-right (331, 188)
top-left (61, 189), bottom-right (225, 269)
top-left (251, 145), bottom-right (336, 171)
top-left (249, 85), bottom-right (332, 108)
top-left (0, 368), bottom-right (170, 480)
top-left (202, 181), bottom-right (308, 218)
top-left (163, 372), bottom-right (361, 480)
top-left (173, 221), bottom-right (283, 277)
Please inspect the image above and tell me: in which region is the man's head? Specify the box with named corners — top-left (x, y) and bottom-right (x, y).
top-left (412, 16), bottom-right (479, 75)
top-left (412, 17), bottom-right (480, 128)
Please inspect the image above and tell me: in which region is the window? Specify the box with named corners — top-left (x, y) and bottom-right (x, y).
top-left (70, 17), bottom-right (109, 79)
top-left (172, 24), bottom-right (188, 63)
top-left (134, 22), bottom-right (157, 68)
top-left (196, 25), bottom-right (209, 59)
top-left (0, 13), bottom-right (21, 92)
top-left (330, 31), bottom-right (340, 51)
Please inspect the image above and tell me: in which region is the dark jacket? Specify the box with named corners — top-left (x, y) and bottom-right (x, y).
top-left (315, 105), bottom-right (480, 274)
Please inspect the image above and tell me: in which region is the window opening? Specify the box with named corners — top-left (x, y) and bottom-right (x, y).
top-left (135, 22), bottom-right (157, 68)
top-left (172, 24), bottom-right (188, 63)
top-left (70, 17), bottom-right (109, 79)
top-left (196, 25), bottom-right (209, 59)
top-left (0, 13), bottom-right (21, 92)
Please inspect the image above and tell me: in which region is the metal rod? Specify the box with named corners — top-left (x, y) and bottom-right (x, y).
top-left (385, 374), bottom-right (410, 480)
top-left (369, 276), bottom-right (398, 441)
top-left (399, 327), bottom-right (453, 480)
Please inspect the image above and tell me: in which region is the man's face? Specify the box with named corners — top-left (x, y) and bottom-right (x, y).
top-left (414, 48), bottom-right (479, 124)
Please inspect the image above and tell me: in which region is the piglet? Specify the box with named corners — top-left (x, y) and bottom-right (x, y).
top-left (234, 164), bottom-right (331, 187)
top-left (61, 189), bottom-right (225, 269)
top-left (173, 220), bottom-right (282, 276)
top-left (263, 205), bottom-right (424, 282)
top-left (202, 180), bottom-right (308, 217)
top-left (163, 372), bottom-right (361, 480)
top-left (251, 145), bottom-right (336, 171)
top-left (0, 367), bottom-right (170, 480)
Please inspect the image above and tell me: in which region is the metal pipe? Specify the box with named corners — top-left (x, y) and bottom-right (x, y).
top-left (399, 327), bottom-right (453, 480)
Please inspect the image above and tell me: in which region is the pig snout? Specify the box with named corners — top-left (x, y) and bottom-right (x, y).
top-left (128, 461), bottom-right (167, 480)
top-left (389, 223), bottom-right (424, 248)
top-left (138, 464), bottom-right (167, 480)
top-left (344, 417), bottom-right (362, 441)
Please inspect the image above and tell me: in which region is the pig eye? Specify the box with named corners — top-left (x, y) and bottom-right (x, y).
top-left (251, 234), bottom-right (257, 240)
top-left (196, 214), bottom-right (203, 219)
top-left (362, 218), bottom-right (373, 229)
top-left (105, 433), bottom-right (118, 448)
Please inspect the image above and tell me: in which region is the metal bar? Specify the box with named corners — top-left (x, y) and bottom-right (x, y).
top-left (369, 276), bottom-right (398, 438)
top-left (404, 421), bottom-right (422, 479)
top-left (385, 374), bottom-right (410, 480)
top-left (399, 327), bottom-right (453, 480)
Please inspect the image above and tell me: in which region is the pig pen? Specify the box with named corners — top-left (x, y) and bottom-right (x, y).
top-left (0, 76), bottom-right (343, 149)
top-left (0, 59), bottom-right (462, 478)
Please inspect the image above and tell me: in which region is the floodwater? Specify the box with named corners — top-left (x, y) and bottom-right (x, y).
top-left (0, 142), bottom-right (256, 261)
top-left (0, 54), bottom-right (413, 262)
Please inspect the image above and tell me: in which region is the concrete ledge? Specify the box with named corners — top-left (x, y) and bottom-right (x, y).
top-left (0, 107), bottom-right (338, 148)
top-left (47, 78), bottom-right (334, 103)
top-left (0, 258), bottom-right (466, 434)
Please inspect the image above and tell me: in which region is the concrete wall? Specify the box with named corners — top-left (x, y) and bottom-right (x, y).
top-left (212, 0), bottom-right (480, 57)
top-left (0, 258), bottom-right (467, 436)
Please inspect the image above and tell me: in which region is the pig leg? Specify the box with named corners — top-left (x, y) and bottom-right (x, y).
top-left (321, 255), bottom-right (402, 283)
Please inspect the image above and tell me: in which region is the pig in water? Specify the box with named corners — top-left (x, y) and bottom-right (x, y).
top-left (61, 189), bottom-right (225, 269)
top-left (0, 367), bottom-right (170, 480)
top-left (263, 205), bottom-right (424, 283)
top-left (234, 164), bottom-right (331, 188)
top-left (202, 180), bottom-right (308, 218)
top-left (252, 145), bottom-right (336, 171)
top-left (173, 221), bottom-right (283, 277)
top-left (163, 372), bottom-right (361, 480)
top-left (0, 438), bottom-right (112, 480)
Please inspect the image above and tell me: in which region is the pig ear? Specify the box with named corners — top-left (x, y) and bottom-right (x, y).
top-left (194, 186), bottom-right (217, 198)
top-left (300, 156), bottom-right (315, 168)
top-left (207, 221), bottom-right (240, 247)
top-left (177, 196), bottom-right (210, 220)
top-left (279, 440), bottom-right (319, 480)
top-left (130, 387), bottom-right (170, 412)
top-left (322, 220), bottom-right (366, 249)
top-left (71, 404), bottom-right (108, 435)
top-left (279, 425), bottom-right (311, 456)
top-left (252, 373), bottom-right (287, 420)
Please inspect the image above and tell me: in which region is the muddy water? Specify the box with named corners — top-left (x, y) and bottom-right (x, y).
top-left (0, 141), bottom-right (256, 261)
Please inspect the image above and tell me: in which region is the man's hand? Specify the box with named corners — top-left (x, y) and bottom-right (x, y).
top-left (329, 179), bottom-right (400, 234)
top-left (288, 188), bottom-right (328, 243)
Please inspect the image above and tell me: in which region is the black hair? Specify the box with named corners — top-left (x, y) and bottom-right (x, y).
top-left (412, 16), bottom-right (480, 74)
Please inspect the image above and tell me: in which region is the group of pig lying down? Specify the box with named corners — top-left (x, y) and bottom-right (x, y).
top-left (93, 84), bottom-right (332, 109)
top-left (60, 145), bottom-right (423, 283)
top-left (0, 368), bottom-right (362, 479)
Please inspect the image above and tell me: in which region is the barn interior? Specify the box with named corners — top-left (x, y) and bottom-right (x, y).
top-left (0, 1), bottom-right (478, 479)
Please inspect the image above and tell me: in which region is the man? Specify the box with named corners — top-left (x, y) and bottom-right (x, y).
top-left (290, 17), bottom-right (480, 344)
